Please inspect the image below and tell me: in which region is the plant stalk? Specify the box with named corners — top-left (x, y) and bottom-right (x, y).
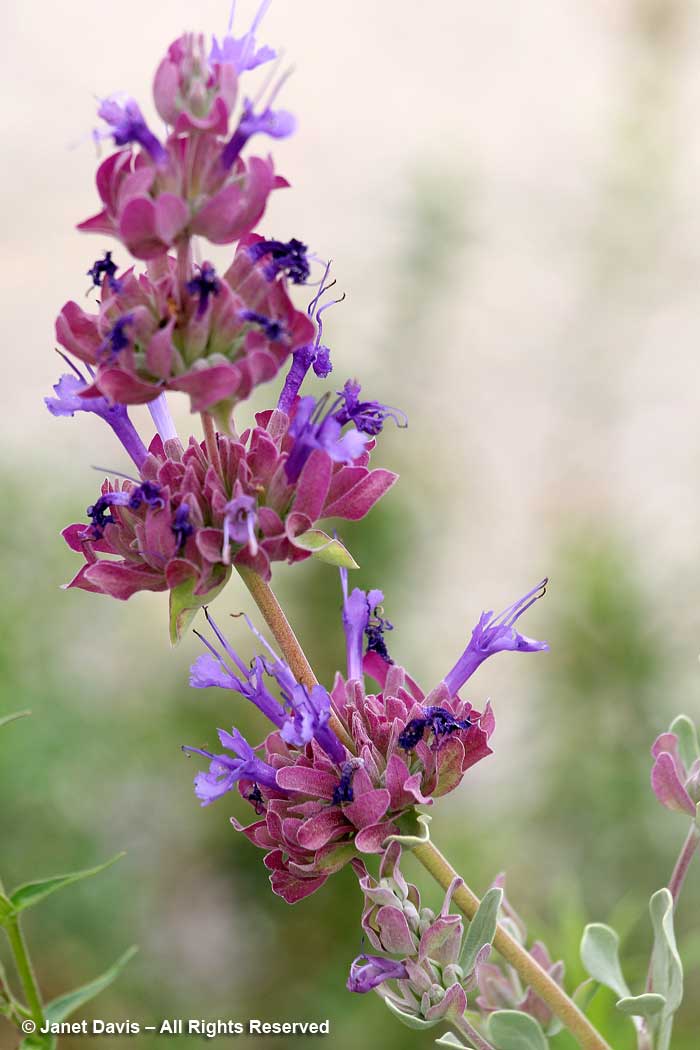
top-left (237, 573), bottom-right (611, 1050)
top-left (4, 917), bottom-right (44, 1030)
top-left (668, 823), bottom-right (700, 906)
top-left (413, 840), bottom-right (612, 1050)
top-left (201, 412), bottom-right (223, 478)
top-left (452, 1012), bottom-right (496, 1050)
top-left (235, 567), bottom-right (355, 751)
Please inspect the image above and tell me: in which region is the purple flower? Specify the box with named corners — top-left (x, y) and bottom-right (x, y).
top-left (335, 380), bottom-right (407, 437)
top-left (284, 395), bottom-right (368, 484)
top-left (182, 727), bottom-right (279, 806)
top-left (332, 761), bottom-right (357, 805)
top-left (186, 262), bottom-right (221, 318)
top-left (96, 96), bottom-right (167, 166)
top-left (222, 485), bottom-right (259, 562)
top-left (190, 611), bottom-right (346, 764)
top-left (247, 238), bottom-right (310, 284)
top-left (87, 251), bottom-right (121, 292)
top-left (45, 364), bottom-right (147, 469)
top-left (347, 954), bottom-right (409, 994)
top-left (277, 263), bottom-right (339, 413)
top-left (443, 579), bottom-right (549, 696)
top-left (210, 0), bottom-right (277, 73)
top-left (340, 566), bottom-right (388, 681)
top-left (221, 94), bottom-right (296, 171)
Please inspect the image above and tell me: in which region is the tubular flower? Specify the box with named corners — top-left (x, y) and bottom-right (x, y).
top-left (55, 238), bottom-right (315, 421)
top-left (443, 579), bottom-right (549, 696)
top-left (62, 404), bottom-right (396, 615)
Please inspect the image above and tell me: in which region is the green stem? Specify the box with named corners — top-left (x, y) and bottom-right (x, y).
top-left (236, 573), bottom-right (611, 1050)
top-left (4, 917), bottom-right (44, 1030)
top-left (413, 840), bottom-right (612, 1050)
top-left (235, 566), bottom-right (355, 752)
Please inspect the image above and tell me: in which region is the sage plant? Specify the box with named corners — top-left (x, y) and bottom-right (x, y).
top-left (49, 5), bottom-right (698, 1049)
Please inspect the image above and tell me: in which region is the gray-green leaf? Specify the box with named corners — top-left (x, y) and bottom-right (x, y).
top-left (9, 853), bottom-right (125, 915)
top-left (649, 889), bottom-right (683, 1012)
top-left (460, 887), bottom-right (503, 973)
top-left (383, 997), bottom-right (437, 1029)
top-left (580, 923), bottom-right (630, 999)
top-left (616, 993), bottom-right (665, 1018)
top-left (487, 1010), bottom-right (549, 1050)
top-left (435, 1034), bottom-right (472, 1048)
top-left (291, 530), bottom-right (359, 568)
top-left (45, 946), bottom-right (137, 1023)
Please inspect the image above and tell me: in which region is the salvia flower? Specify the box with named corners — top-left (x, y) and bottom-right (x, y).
top-left (62, 405), bottom-right (396, 616)
top-left (277, 263), bottom-right (339, 414)
top-left (55, 239), bottom-right (315, 420)
top-left (210, 0), bottom-right (277, 75)
top-left (651, 716), bottom-right (700, 818)
top-left (154, 32), bottom-right (239, 134)
top-left (95, 97), bottom-right (167, 166)
top-left (225, 606), bottom-right (494, 902)
top-left (335, 380), bottom-right (408, 437)
top-left (443, 579), bottom-right (549, 696)
top-left (183, 728), bottom-right (279, 805)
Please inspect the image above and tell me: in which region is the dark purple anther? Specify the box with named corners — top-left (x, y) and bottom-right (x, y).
top-left (239, 309), bottom-right (285, 342)
top-left (246, 784), bottom-right (265, 815)
top-left (365, 603), bottom-right (393, 663)
top-left (128, 481), bottom-right (164, 511)
top-left (332, 762), bottom-right (356, 806)
top-left (398, 707), bottom-right (474, 752)
top-left (186, 262), bottom-right (222, 318)
top-left (87, 251), bottom-right (121, 292)
top-left (172, 503), bottom-right (194, 551)
top-left (98, 314), bottom-right (133, 361)
top-left (247, 237), bottom-right (310, 284)
top-left (85, 496), bottom-right (118, 540)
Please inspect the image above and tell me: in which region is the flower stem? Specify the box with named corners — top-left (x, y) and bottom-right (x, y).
top-left (235, 566), bottom-right (355, 752)
top-left (452, 1012), bottom-right (496, 1050)
top-left (645, 822), bottom-right (700, 997)
top-left (3, 917), bottom-right (44, 1030)
top-left (668, 823), bottom-right (700, 905)
top-left (413, 840), bottom-right (612, 1050)
top-left (201, 412), bottom-right (223, 478)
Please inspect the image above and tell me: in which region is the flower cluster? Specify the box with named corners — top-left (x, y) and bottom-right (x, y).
top-left (183, 576), bottom-right (546, 902)
top-left (50, 3), bottom-right (400, 633)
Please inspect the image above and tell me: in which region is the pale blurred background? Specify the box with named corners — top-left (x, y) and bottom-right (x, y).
top-left (2, 1), bottom-right (700, 1047)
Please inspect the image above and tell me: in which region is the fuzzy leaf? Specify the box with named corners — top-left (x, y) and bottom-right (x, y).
top-left (616, 993), bottom-right (666, 1018)
top-left (649, 889), bottom-right (683, 1012)
top-left (435, 1034), bottom-right (472, 1048)
top-left (573, 978), bottom-right (599, 1012)
top-left (9, 853), bottom-right (125, 915)
top-left (487, 1010), bottom-right (549, 1050)
top-left (0, 710), bottom-right (31, 730)
top-left (460, 887), bottom-right (503, 974)
top-left (291, 530), bottom-right (359, 568)
top-left (168, 569), bottom-right (230, 645)
top-left (669, 715), bottom-right (700, 771)
top-left (383, 811), bottom-right (432, 849)
top-left (45, 946), bottom-right (137, 1023)
top-left (580, 923), bottom-right (630, 999)
top-left (383, 997), bottom-right (437, 1030)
